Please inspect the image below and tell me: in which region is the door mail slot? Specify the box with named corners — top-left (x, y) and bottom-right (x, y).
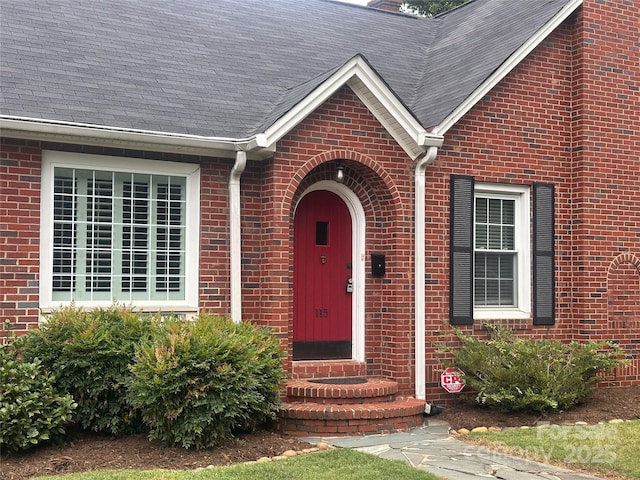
top-left (371, 254), bottom-right (385, 277)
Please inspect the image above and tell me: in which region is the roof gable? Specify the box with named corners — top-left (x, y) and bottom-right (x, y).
top-left (259, 55), bottom-right (443, 159)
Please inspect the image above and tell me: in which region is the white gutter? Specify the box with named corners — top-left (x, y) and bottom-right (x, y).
top-left (0, 116), bottom-right (274, 159)
top-left (414, 146), bottom-right (438, 400)
top-left (229, 150), bottom-right (247, 323)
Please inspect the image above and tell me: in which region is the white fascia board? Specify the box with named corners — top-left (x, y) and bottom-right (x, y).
top-left (345, 61), bottom-right (443, 148)
top-left (347, 77), bottom-right (439, 159)
top-left (0, 116), bottom-right (275, 159)
top-left (261, 56), bottom-right (443, 158)
top-left (431, 0), bottom-right (583, 136)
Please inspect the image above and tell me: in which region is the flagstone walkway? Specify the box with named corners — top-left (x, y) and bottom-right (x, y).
top-left (306, 419), bottom-right (603, 480)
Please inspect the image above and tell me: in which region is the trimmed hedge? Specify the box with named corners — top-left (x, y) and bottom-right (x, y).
top-left (14, 305), bottom-right (157, 435)
top-left (0, 345), bottom-right (76, 452)
top-left (12, 307), bottom-right (287, 447)
top-left (127, 315), bottom-right (285, 449)
top-left (442, 324), bottom-right (629, 413)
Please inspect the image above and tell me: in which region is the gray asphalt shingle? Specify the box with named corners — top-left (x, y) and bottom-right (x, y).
top-left (0, 0), bottom-right (573, 138)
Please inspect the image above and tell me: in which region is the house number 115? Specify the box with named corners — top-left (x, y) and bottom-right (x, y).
top-left (314, 308), bottom-right (329, 318)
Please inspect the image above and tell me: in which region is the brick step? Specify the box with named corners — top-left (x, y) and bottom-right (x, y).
top-left (291, 360), bottom-right (366, 379)
top-left (285, 377), bottom-right (398, 404)
top-left (277, 398), bottom-right (426, 436)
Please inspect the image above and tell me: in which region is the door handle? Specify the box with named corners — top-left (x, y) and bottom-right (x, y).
top-left (346, 277), bottom-right (353, 293)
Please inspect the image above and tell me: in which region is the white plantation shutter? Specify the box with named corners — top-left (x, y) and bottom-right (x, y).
top-left (52, 167), bottom-right (186, 302)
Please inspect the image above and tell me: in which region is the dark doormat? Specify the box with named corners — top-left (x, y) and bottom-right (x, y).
top-left (308, 377), bottom-right (368, 385)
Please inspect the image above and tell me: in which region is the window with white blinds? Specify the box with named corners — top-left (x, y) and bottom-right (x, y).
top-left (42, 151), bottom-right (199, 310)
top-left (473, 183), bottom-right (530, 319)
top-left (474, 197), bottom-right (516, 306)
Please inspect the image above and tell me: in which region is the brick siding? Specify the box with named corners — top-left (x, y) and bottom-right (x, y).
top-left (1, 0), bottom-right (638, 400)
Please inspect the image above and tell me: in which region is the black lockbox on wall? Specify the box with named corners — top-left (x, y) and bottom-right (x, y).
top-left (371, 254), bottom-right (386, 277)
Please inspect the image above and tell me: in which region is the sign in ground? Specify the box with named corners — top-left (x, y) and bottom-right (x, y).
top-left (441, 367), bottom-right (465, 393)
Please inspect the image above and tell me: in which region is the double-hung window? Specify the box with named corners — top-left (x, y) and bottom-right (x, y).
top-left (450, 175), bottom-right (554, 325)
top-left (41, 151), bottom-right (200, 311)
top-left (473, 184), bottom-right (530, 318)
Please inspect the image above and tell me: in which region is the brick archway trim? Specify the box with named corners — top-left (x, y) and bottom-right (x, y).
top-left (606, 253), bottom-right (640, 306)
top-left (607, 253), bottom-right (640, 275)
top-left (280, 149), bottom-right (405, 219)
top-left (605, 253), bottom-right (640, 382)
top-left (605, 253), bottom-right (640, 323)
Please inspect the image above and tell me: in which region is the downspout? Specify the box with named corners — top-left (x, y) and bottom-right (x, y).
top-left (229, 150), bottom-right (247, 323)
top-left (414, 146), bottom-right (438, 400)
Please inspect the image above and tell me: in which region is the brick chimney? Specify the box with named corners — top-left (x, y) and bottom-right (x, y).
top-left (367, 0), bottom-right (402, 12)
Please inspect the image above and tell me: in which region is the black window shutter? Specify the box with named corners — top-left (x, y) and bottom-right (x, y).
top-left (450, 175), bottom-right (474, 325)
top-left (533, 183), bottom-right (555, 325)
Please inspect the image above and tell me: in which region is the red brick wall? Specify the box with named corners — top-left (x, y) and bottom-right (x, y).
top-left (570, 0), bottom-right (640, 385)
top-left (241, 86), bottom-right (418, 393)
top-left (199, 157), bottom-right (234, 313)
top-left (424, 0), bottom-right (640, 403)
top-left (1, 0), bottom-right (637, 400)
top-left (423, 19), bottom-right (577, 402)
top-left (0, 139), bottom-right (42, 339)
top-left (0, 140), bottom-right (235, 340)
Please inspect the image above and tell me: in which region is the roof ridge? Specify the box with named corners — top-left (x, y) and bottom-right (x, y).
top-left (406, 17), bottom-right (441, 115)
top-left (432, 0), bottom-right (478, 18)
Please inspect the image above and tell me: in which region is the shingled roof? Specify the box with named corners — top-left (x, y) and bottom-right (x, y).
top-left (1, 0), bottom-right (578, 142)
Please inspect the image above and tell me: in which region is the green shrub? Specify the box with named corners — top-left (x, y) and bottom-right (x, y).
top-left (0, 345), bottom-right (76, 452)
top-left (127, 315), bottom-right (285, 449)
top-left (14, 305), bottom-right (157, 435)
top-left (442, 324), bottom-right (629, 413)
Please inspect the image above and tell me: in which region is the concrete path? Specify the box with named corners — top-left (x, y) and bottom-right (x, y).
top-left (305, 419), bottom-right (603, 480)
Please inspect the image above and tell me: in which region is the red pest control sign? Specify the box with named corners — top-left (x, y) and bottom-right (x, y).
top-left (441, 367), bottom-right (465, 393)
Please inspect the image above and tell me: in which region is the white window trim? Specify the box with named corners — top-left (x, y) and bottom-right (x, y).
top-left (473, 183), bottom-right (530, 320)
top-left (40, 150), bottom-right (200, 313)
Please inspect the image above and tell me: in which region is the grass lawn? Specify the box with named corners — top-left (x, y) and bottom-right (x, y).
top-left (467, 419), bottom-right (640, 479)
top-left (32, 449), bottom-right (443, 480)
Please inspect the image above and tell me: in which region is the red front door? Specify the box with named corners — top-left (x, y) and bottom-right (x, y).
top-left (293, 190), bottom-right (352, 360)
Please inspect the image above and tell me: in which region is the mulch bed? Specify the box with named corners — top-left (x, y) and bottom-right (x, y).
top-left (439, 385), bottom-right (640, 430)
top-left (2, 386), bottom-right (640, 479)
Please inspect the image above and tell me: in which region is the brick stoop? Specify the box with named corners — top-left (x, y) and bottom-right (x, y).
top-left (290, 360), bottom-right (367, 379)
top-left (277, 376), bottom-right (426, 436)
top-left (286, 377), bottom-right (398, 404)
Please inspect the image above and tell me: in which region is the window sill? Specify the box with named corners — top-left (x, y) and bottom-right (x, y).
top-left (39, 304), bottom-right (199, 322)
top-left (474, 308), bottom-right (531, 321)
